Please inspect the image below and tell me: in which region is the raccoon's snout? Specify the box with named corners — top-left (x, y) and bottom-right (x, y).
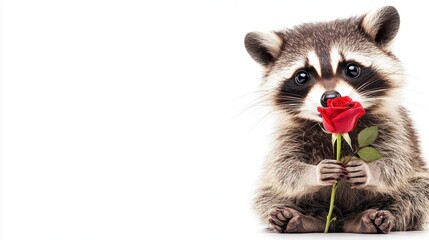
top-left (321, 91), bottom-right (341, 107)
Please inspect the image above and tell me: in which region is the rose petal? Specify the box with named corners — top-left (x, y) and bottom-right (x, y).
top-left (331, 107), bottom-right (365, 133)
top-left (328, 96), bottom-right (353, 107)
top-left (322, 106), bottom-right (349, 119)
top-left (317, 107), bottom-right (336, 132)
top-left (318, 98), bottom-right (365, 133)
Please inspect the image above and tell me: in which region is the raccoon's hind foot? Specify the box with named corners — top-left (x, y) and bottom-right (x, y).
top-left (343, 209), bottom-right (394, 234)
top-left (268, 208), bottom-right (324, 233)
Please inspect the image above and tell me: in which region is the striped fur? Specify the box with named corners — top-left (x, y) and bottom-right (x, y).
top-left (245, 6), bottom-right (429, 232)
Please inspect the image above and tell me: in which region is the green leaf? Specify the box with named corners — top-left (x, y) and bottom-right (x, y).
top-left (358, 126), bottom-right (379, 148)
top-left (342, 133), bottom-right (352, 150)
top-left (357, 147), bottom-right (382, 162)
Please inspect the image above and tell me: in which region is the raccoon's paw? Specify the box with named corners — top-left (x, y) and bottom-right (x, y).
top-left (368, 210), bottom-right (394, 233)
top-left (345, 209), bottom-right (394, 234)
top-left (268, 208), bottom-right (304, 233)
top-left (344, 160), bottom-right (371, 189)
top-left (316, 159), bottom-right (347, 186)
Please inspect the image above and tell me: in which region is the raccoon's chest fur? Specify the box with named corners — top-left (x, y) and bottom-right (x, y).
top-left (280, 112), bottom-right (389, 210)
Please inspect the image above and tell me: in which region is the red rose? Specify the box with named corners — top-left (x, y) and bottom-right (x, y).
top-left (317, 96), bottom-right (365, 133)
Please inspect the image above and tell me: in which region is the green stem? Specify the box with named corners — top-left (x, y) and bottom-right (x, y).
top-left (336, 134), bottom-right (341, 161)
top-left (344, 149), bottom-right (359, 164)
top-left (324, 134), bottom-right (342, 233)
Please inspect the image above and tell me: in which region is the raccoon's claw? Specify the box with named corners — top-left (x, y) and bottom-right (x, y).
top-left (268, 208), bottom-right (304, 233)
top-left (269, 209), bottom-right (287, 232)
top-left (345, 160), bottom-right (370, 189)
top-left (344, 209), bottom-right (394, 233)
top-left (369, 210), bottom-right (394, 233)
top-left (316, 159), bottom-right (348, 186)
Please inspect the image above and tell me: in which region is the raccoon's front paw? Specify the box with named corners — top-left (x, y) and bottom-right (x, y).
top-left (345, 160), bottom-right (371, 189)
top-left (268, 208), bottom-right (304, 233)
top-left (316, 159), bottom-right (347, 186)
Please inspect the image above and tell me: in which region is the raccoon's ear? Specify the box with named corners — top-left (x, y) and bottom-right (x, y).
top-left (360, 6), bottom-right (400, 47)
top-left (244, 31), bottom-right (283, 68)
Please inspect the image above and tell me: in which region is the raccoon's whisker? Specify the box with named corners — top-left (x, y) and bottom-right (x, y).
top-left (359, 88), bottom-right (391, 97)
top-left (355, 77), bottom-right (382, 92)
top-left (276, 97), bottom-right (303, 102)
top-left (243, 96), bottom-right (272, 109)
top-left (284, 93), bottom-right (306, 99)
top-left (246, 106), bottom-right (273, 120)
top-left (281, 102), bottom-right (301, 106)
top-left (277, 95), bottom-right (303, 99)
top-left (351, 80), bottom-right (375, 95)
top-left (232, 90), bottom-right (269, 98)
top-left (360, 88), bottom-right (389, 94)
top-left (367, 96), bottom-right (424, 109)
top-left (237, 91), bottom-right (273, 106)
top-left (276, 96), bottom-right (304, 102)
top-left (239, 97), bottom-right (271, 108)
top-left (230, 105), bottom-right (269, 123)
top-left (363, 96), bottom-right (393, 101)
top-left (236, 101), bottom-right (271, 116)
top-left (378, 69), bottom-right (407, 76)
top-left (280, 104), bottom-right (301, 107)
top-left (228, 90), bottom-right (273, 106)
top-left (249, 115), bottom-right (271, 132)
top-left (347, 79), bottom-right (379, 98)
top-left (230, 104), bottom-right (275, 126)
top-left (248, 108), bottom-right (286, 133)
top-left (363, 96), bottom-right (403, 107)
top-left (277, 100), bottom-right (302, 104)
top-left (348, 76), bottom-right (391, 99)
top-left (229, 94), bottom-right (275, 122)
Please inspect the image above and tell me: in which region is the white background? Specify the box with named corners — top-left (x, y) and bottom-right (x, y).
top-left (1, 0), bottom-right (429, 239)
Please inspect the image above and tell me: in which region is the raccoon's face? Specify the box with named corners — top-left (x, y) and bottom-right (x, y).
top-left (245, 6), bottom-right (402, 122)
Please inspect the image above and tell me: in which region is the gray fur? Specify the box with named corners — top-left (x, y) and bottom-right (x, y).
top-left (246, 6), bottom-right (429, 232)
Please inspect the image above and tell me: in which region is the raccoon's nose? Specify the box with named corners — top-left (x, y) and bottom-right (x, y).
top-left (321, 91), bottom-right (341, 107)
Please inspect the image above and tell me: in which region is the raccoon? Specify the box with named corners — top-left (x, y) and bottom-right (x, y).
top-left (244, 6), bottom-right (429, 233)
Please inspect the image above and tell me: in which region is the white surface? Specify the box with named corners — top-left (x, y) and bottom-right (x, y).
top-left (249, 231), bottom-right (429, 239)
top-left (1, 0), bottom-right (429, 239)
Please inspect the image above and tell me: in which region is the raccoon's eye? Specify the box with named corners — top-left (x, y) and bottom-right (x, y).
top-left (345, 63), bottom-right (361, 78)
top-left (295, 71), bottom-right (310, 85)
